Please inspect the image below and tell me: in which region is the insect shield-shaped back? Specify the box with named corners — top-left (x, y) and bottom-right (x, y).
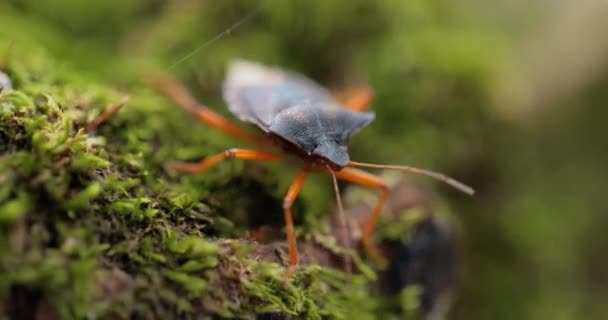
top-left (223, 60), bottom-right (375, 168)
top-left (269, 103), bottom-right (374, 167)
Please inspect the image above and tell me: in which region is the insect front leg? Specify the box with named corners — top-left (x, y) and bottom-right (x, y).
top-left (334, 167), bottom-right (389, 260)
top-left (171, 148), bottom-right (284, 173)
top-left (282, 170), bottom-right (309, 276)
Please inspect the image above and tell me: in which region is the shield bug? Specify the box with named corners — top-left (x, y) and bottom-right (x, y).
top-left (153, 60), bottom-right (474, 275)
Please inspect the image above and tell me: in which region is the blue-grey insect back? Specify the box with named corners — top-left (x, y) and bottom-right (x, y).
top-left (223, 60), bottom-right (374, 167)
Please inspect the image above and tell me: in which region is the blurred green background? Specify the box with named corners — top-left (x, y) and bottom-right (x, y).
top-left (2, 0), bottom-right (607, 319)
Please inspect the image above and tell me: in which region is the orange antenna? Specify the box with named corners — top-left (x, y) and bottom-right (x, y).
top-left (348, 161), bottom-right (475, 196)
top-left (328, 165), bottom-right (352, 274)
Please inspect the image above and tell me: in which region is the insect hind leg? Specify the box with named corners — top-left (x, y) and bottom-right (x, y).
top-left (335, 85), bottom-right (374, 112)
top-left (151, 73), bottom-right (268, 146)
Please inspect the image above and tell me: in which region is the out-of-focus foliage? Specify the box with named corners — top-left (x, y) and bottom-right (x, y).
top-left (1, 0), bottom-right (607, 319)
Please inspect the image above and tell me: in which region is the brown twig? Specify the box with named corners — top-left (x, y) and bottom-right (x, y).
top-left (85, 96), bottom-right (130, 134)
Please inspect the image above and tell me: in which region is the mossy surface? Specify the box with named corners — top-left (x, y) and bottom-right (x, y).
top-left (0, 44), bottom-right (378, 319)
top-left (4, 1), bottom-right (608, 319)
top-left (0, 24), bottom-right (435, 319)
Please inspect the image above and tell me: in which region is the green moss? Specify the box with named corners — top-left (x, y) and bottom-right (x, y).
top-left (0, 37), bottom-right (426, 319)
top-left (0, 0), bottom-right (498, 317)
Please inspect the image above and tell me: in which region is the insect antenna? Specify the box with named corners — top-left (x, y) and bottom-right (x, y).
top-left (327, 166), bottom-right (352, 274)
top-left (168, 4), bottom-right (262, 70)
top-left (348, 161), bottom-right (475, 196)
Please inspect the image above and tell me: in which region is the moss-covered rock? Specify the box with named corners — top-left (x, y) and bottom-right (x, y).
top-left (0, 36), bottom-right (451, 318)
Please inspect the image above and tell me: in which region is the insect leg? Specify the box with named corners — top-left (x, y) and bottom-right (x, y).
top-left (282, 170), bottom-right (309, 276)
top-left (335, 85), bottom-right (374, 112)
top-left (171, 149), bottom-right (284, 173)
top-left (151, 74), bottom-right (268, 146)
top-left (335, 167), bottom-right (389, 259)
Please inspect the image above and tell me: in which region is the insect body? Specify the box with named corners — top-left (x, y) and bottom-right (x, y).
top-left (153, 60), bottom-right (473, 275)
top-left (223, 61), bottom-right (375, 169)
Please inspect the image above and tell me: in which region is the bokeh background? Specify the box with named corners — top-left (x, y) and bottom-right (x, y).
top-left (2, 0), bottom-right (608, 319)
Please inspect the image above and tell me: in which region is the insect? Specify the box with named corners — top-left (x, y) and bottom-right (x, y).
top-left (153, 60), bottom-right (474, 275)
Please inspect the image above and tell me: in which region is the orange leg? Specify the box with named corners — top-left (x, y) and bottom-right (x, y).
top-left (335, 85), bottom-right (374, 112)
top-left (171, 148), bottom-right (284, 173)
top-left (335, 167), bottom-right (389, 259)
top-left (151, 73), bottom-right (267, 146)
top-left (282, 170), bottom-right (309, 276)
